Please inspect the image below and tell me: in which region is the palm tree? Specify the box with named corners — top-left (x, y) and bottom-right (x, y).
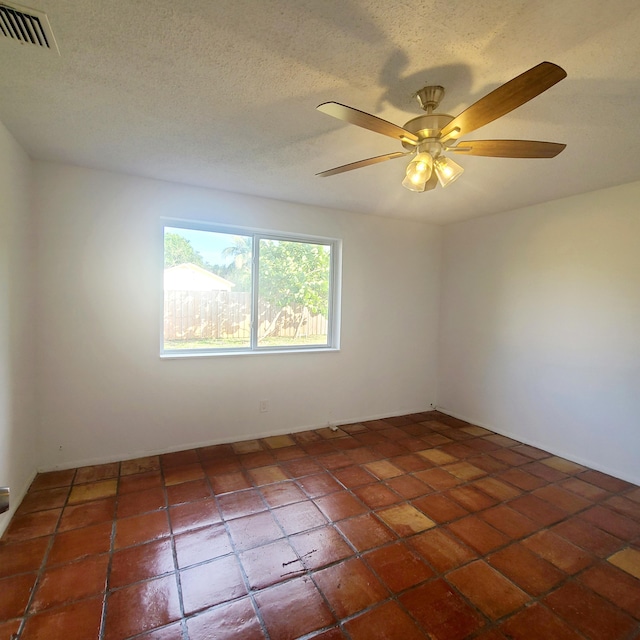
top-left (222, 235), bottom-right (252, 270)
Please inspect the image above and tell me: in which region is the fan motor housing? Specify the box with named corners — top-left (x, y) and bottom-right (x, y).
top-left (401, 114), bottom-right (455, 150)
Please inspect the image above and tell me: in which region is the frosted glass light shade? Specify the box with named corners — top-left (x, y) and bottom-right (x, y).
top-left (434, 155), bottom-right (464, 188)
top-left (402, 152), bottom-right (433, 192)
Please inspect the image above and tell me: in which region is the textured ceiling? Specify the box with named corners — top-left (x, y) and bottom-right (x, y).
top-left (1, 0), bottom-right (640, 224)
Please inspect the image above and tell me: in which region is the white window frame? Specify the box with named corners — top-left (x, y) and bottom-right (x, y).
top-left (161, 219), bottom-right (341, 357)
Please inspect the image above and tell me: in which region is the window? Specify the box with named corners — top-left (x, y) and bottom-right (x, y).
top-left (162, 222), bottom-right (340, 355)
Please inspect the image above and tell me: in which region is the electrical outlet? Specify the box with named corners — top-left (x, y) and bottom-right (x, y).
top-left (259, 400), bottom-right (269, 413)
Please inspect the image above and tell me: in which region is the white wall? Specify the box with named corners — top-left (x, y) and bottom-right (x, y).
top-left (438, 182), bottom-right (640, 484)
top-left (33, 162), bottom-right (441, 470)
top-left (0, 121), bottom-right (37, 535)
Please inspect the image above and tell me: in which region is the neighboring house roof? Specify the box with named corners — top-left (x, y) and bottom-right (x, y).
top-left (164, 263), bottom-right (235, 291)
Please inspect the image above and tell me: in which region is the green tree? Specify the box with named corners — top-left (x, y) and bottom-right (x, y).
top-left (259, 240), bottom-right (330, 315)
top-left (164, 232), bottom-right (210, 269)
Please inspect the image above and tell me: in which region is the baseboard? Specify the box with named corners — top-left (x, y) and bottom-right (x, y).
top-left (37, 405), bottom-right (436, 473)
top-left (434, 405), bottom-right (640, 487)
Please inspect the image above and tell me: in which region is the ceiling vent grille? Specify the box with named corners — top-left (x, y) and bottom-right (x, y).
top-left (0, 2), bottom-right (59, 53)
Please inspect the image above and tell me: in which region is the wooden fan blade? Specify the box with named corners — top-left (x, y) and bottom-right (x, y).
top-left (318, 102), bottom-right (419, 145)
top-left (317, 152), bottom-right (411, 177)
top-left (450, 140), bottom-right (566, 158)
top-left (440, 62), bottom-right (567, 139)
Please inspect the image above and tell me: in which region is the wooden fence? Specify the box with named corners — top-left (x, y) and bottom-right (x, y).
top-left (164, 290), bottom-right (328, 341)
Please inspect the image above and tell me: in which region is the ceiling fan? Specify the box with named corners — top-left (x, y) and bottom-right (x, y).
top-left (316, 61), bottom-right (567, 192)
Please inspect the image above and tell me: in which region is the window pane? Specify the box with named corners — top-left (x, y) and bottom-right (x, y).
top-left (163, 228), bottom-right (252, 350)
top-left (257, 238), bottom-right (331, 348)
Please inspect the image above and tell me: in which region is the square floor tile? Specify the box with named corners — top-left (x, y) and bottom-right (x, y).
top-left (273, 501), bottom-right (327, 535)
top-left (335, 513), bottom-right (396, 552)
top-left (120, 456), bottom-right (160, 476)
top-left (290, 526), bottom-right (352, 570)
top-left (448, 560), bottom-right (529, 620)
top-left (499, 602), bottom-right (584, 640)
top-left (579, 562), bottom-right (640, 616)
top-left (163, 463), bottom-right (205, 486)
top-left (116, 486), bottom-right (166, 518)
top-left (444, 461), bottom-right (487, 481)
top-left (343, 601), bottom-right (425, 640)
top-left (226, 511), bottom-right (283, 551)
top-left (0, 572), bottom-right (37, 620)
top-left (412, 493), bottom-right (468, 524)
top-left (210, 471), bottom-right (252, 495)
top-left (385, 474), bottom-right (430, 499)
top-left (400, 578), bottom-right (485, 640)
top-left (74, 463), bottom-right (119, 484)
top-left (352, 483), bottom-right (401, 509)
top-left (181, 555), bottom-right (247, 615)
top-left (232, 439), bottom-right (263, 454)
top-left (104, 575), bottom-right (181, 639)
top-left (260, 481), bottom-right (307, 508)
top-left (608, 547), bottom-right (640, 579)
top-left (417, 449), bottom-right (458, 465)
top-left (218, 489), bottom-right (266, 520)
top-left (174, 522), bottom-right (232, 569)
top-left (0, 536), bottom-right (50, 578)
top-left (314, 558), bottom-right (388, 617)
top-left (508, 494), bottom-right (567, 526)
top-left (297, 473), bottom-right (342, 498)
top-left (532, 484), bottom-right (591, 514)
top-left (30, 554), bottom-right (109, 613)
top-left (263, 434), bottom-right (296, 449)
top-left (580, 505), bottom-right (640, 541)
top-left (365, 542), bottom-right (433, 592)
top-left (240, 538), bottom-right (303, 589)
top-left (446, 485), bottom-right (497, 512)
top-left (17, 487), bottom-right (69, 514)
top-left (363, 460), bottom-right (404, 479)
top-left (21, 596), bottom-right (103, 640)
top-left (544, 581), bottom-right (636, 640)
top-left (248, 465), bottom-right (289, 486)
top-left (187, 597), bottom-right (265, 640)
top-left (254, 576), bottom-right (334, 640)
top-left (376, 504), bottom-right (435, 536)
top-left (68, 479), bottom-right (117, 504)
top-left (315, 491), bottom-right (367, 521)
top-left (110, 538), bottom-right (175, 588)
top-left (479, 505), bottom-right (539, 539)
top-left (447, 516), bottom-right (509, 554)
top-left (2, 509), bottom-right (61, 543)
top-left (552, 518), bottom-right (623, 557)
top-left (169, 499), bottom-right (222, 534)
top-left (521, 530), bottom-right (592, 574)
top-left (166, 478), bottom-right (212, 505)
top-left (29, 469), bottom-right (76, 492)
top-left (58, 498), bottom-right (115, 531)
top-left (409, 528), bottom-right (477, 573)
top-left (413, 468), bottom-right (462, 491)
top-left (488, 543), bottom-right (565, 596)
top-left (47, 521), bottom-right (112, 566)
top-left (115, 510), bottom-right (171, 549)
top-left (119, 471), bottom-right (162, 495)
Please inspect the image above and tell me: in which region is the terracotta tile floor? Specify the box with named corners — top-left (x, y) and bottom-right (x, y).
top-left (2, 412), bottom-right (640, 640)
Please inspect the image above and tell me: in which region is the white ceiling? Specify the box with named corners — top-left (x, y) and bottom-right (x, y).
top-left (2, 0), bottom-right (640, 224)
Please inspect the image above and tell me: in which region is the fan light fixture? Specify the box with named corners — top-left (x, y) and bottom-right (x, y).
top-left (402, 151), bottom-right (464, 192)
top-left (434, 155), bottom-right (464, 188)
top-left (402, 152), bottom-right (433, 192)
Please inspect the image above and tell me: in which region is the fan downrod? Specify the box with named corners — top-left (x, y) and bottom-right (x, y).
top-left (415, 85), bottom-right (445, 113)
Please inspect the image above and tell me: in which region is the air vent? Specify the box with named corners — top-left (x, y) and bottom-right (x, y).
top-left (0, 1), bottom-right (59, 53)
